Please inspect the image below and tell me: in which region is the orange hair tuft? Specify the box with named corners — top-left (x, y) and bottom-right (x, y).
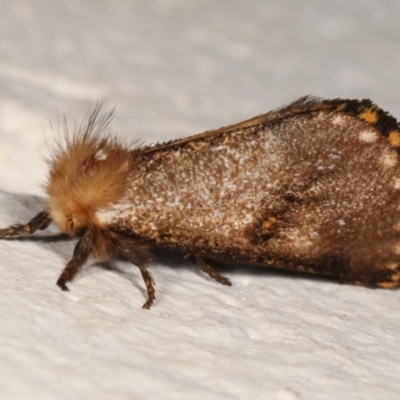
top-left (45, 105), bottom-right (133, 235)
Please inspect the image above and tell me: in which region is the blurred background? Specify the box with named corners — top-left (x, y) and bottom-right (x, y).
top-left (1, 1), bottom-right (400, 399)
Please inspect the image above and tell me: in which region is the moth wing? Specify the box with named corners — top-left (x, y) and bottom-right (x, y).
top-left (142, 96), bottom-right (334, 154)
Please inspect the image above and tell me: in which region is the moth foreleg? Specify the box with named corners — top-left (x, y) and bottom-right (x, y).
top-left (0, 211), bottom-right (51, 238)
top-left (56, 231), bottom-right (91, 291)
top-left (196, 255), bottom-right (232, 286)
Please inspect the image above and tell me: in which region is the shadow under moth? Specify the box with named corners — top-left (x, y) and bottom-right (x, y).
top-left (1, 96), bottom-right (400, 309)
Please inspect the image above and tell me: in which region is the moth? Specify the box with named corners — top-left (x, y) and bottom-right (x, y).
top-left (1, 96), bottom-right (400, 309)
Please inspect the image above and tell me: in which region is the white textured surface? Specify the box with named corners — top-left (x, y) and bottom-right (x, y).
top-left (1, 1), bottom-right (400, 399)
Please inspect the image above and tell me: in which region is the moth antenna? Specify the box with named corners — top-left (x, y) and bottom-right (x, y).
top-left (0, 211), bottom-right (51, 238)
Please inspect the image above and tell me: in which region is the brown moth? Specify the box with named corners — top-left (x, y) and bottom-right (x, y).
top-left (1, 96), bottom-right (400, 309)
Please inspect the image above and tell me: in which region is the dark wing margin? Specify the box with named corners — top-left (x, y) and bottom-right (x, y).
top-left (141, 96), bottom-right (400, 154)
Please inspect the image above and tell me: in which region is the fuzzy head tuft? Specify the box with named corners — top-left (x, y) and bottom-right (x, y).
top-left (45, 105), bottom-right (133, 235)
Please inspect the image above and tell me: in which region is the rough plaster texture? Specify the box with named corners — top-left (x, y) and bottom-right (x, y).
top-left (0, 1), bottom-right (400, 399)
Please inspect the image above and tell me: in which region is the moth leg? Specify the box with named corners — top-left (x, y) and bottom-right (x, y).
top-left (137, 264), bottom-right (156, 310)
top-left (196, 255), bottom-right (232, 286)
top-left (0, 211), bottom-right (51, 238)
top-left (107, 229), bottom-right (155, 309)
top-left (56, 231), bottom-right (91, 291)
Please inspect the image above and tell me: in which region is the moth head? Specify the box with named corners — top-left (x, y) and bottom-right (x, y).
top-left (45, 108), bottom-right (132, 236)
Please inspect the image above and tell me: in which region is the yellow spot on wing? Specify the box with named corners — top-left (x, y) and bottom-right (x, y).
top-left (378, 281), bottom-right (397, 289)
top-left (262, 217), bottom-right (277, 231)
top-left (378, 274), bottom-right (400, 289)
top-left (359, 109), bottom-right (378, 123)
top-left (389, 131), bottom-right (400, 147)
